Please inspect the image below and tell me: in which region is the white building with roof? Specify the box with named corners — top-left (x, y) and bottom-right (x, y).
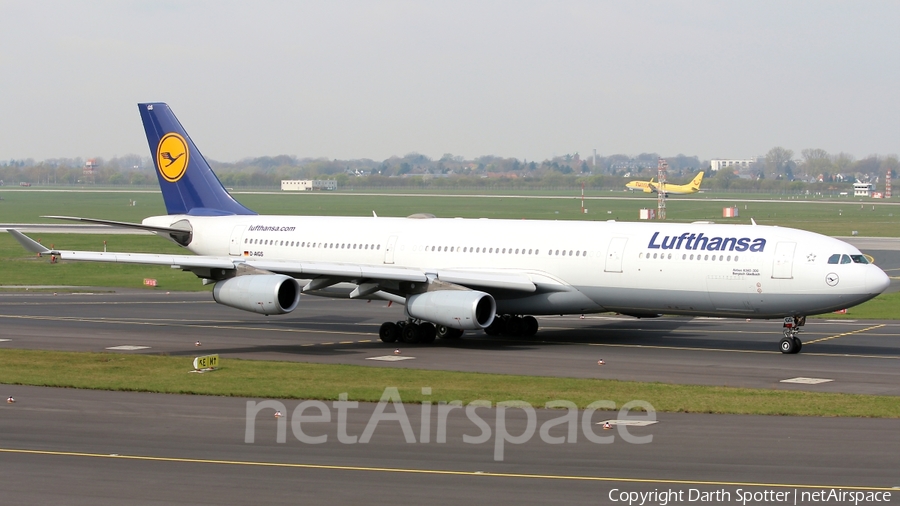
top-left (281, 179), bottom-right (337, 191)
top-left (853, 182), bottom-right (873, 197)
top-left (710, 158), bottom-right (757, 172)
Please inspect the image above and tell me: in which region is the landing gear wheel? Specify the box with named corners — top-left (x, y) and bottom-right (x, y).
top-left (484, 317), bottom-right (504, 336)
top-left (419, 322), bottom-right (436, 344)
top-left (779, 336), bottom-right (797, 354)
top-left (401, 323), bottom-right (421, 344)
top-left (505, 316), bottom-right (524, 336)
top-left (379, 322), bottom-right (398, 343)
top-left (436, 325), bottom-right (463, 340)
top-left (522, 316), bottom-right (539, 337)
top-left (792, 336), bottom-right (802, 352)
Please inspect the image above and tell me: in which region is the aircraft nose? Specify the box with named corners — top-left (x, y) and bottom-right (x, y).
top-left (866, 266), bottom-right (891, 295)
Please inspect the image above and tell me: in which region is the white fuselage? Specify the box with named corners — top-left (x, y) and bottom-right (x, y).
top-left (145, 214), bottom-right (890, 319)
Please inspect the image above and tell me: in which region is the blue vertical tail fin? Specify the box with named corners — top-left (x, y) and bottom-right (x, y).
top-left (139, 103), bottom-right (255, 216)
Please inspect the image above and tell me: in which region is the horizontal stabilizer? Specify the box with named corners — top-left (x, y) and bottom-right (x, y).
top-left (44, 216), bottom-right (192, 235)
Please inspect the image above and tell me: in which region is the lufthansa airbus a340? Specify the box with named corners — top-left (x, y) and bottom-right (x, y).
top-left (9, 103), bottom-right (890, 354)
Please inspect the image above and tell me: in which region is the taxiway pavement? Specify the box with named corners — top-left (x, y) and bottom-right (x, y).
top-left (0, 385), bottom-right (897, 505)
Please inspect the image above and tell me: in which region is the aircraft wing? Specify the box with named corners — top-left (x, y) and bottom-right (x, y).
top-left (647, 181), bottom-right (669, 194)
top-left (7, 231), bottom-right (236, 269)
top-left (8, 229), bottom-right (541, 295)
top-left (242, 260), bottom-right (538, 293)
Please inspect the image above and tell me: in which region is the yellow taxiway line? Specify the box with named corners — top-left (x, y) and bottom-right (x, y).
top-left (0, 447), bottom-right (895, 492)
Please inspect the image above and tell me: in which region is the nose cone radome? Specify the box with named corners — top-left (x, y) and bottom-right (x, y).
top-left (867, 266), bottom-right (891, 295)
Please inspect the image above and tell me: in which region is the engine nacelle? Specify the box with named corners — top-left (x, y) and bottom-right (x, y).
top-left (406, 290), bottom-right (496, 330)
top-left (213, 274), bottom-right (300, 315)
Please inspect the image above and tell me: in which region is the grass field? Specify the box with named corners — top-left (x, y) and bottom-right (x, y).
top-left (1, 349), bottom-right (897, 418)
top-left (2, 188), bottom-right (899, 236)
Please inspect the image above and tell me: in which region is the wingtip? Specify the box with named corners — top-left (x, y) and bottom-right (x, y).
top-left (7, 229), bottom-right (52, 254)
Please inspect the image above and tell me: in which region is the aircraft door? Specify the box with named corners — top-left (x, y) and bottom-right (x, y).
top-left (384, 235), bottom-right (398, 264)
top-left (228, 225), bottom-right (246, 256)
top-left (771, 242), bottom-right (796, 279)
top-left (604, 237), bottom-right (628, 273)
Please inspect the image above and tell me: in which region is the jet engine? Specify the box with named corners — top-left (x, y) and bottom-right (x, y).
top-left (213, 274), bottom-right (300, 315)
top-left (406, 290), bottom-right (496, 330)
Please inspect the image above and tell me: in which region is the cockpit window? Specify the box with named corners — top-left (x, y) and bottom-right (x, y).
top-left (828, 253), bottom-right (868, 265)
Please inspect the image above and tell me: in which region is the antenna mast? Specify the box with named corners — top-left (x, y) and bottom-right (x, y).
top-left (657, 158), bottom-right (668, 220)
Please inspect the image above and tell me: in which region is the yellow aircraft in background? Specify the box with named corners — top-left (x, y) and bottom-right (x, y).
top-left (626, 171), bottom-right (704, 195)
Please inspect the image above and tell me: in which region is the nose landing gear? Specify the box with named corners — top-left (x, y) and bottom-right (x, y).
top-left (779, 316), bottom-right (805, 354)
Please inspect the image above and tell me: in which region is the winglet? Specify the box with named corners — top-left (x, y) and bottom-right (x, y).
top-left (7, 230), bottom-right (55, 254)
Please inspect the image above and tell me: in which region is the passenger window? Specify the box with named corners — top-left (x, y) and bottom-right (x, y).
top-left (841, 254), bottom-right (851, 264)
top-left (828, 254), bottom-right (840, 264)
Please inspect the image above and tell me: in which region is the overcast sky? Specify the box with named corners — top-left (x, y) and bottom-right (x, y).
top-left (1, 1), bottom-right (898, 163)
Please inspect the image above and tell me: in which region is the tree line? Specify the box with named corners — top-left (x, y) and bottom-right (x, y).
top-left (1, 147), bottom-right (896, 193)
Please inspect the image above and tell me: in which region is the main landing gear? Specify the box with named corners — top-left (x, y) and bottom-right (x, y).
top-left (377, 314), bottom-right (540, 344)
top-left (483, 314), bottom-right (539, 338)
top-left (379, 320), bottom-right (437, 344)
top-left (779, 316), bottom-right (806, 354)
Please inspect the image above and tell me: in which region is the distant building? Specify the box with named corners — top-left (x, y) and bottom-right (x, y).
top-left (710, 158), bottom-right (756, 172)
top-left (853, 182), bottom-right (873, 197)
top-left (281, 179), bottom-right (337, 191)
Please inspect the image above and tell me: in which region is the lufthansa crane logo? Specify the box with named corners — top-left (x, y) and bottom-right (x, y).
top-left (156, 133), bottom-right (189, 183)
